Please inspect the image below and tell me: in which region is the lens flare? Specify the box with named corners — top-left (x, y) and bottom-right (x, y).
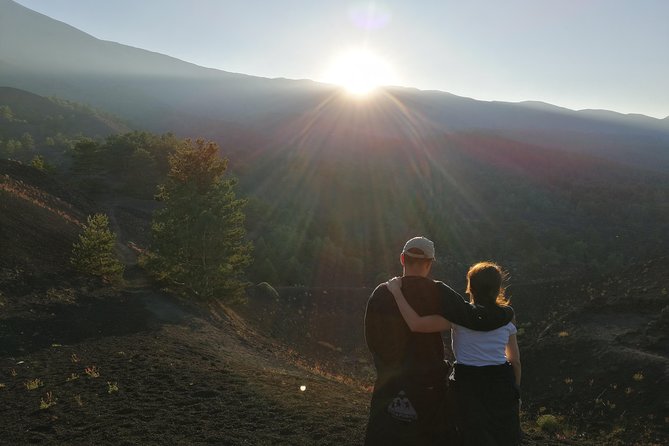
top-left (348, 2), bottom-right (392, 30)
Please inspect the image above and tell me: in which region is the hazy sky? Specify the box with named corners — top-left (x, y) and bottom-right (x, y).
top-left (13, 0), bottom-right (669, 118)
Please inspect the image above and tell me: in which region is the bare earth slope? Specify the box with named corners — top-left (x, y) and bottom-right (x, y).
top-left (0, 276), bottom-right (373, 445)
top-left (0, 160), bottom-right (370, 444)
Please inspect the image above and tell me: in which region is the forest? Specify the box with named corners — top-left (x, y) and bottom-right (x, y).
top-left (2, 89), bottom-right (668, 292)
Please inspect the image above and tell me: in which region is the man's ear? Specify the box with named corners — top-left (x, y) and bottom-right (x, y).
top-left (400, 253), bottom-right (405, 266)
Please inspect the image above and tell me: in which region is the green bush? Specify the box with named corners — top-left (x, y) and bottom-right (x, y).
top-left (536, 414), bottom-right (562, 434)
top-left (70, 214), bottom-right (124, 284)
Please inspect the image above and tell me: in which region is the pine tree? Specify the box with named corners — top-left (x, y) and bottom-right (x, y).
top-left (149, 138), bottom-right (251, 301)
top-left (70, 214), bottom-right (125, 284)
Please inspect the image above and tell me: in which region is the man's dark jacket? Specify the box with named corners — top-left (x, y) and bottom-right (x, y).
top-left (363, 276), bottom-right (513, 446)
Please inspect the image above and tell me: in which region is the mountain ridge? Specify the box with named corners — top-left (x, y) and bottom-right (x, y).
top-left (2, 0), bottom-right (668, 172)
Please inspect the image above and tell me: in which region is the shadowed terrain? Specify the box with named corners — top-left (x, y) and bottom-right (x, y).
top-left (5, 159), bottom-right (662, 445)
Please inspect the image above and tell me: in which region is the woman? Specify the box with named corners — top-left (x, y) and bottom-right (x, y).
top-left (387, 261), bottom-right (521, 445)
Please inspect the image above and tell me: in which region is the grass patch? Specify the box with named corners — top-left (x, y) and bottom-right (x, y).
top-left (84, 365), bottom-right (100, 378)
top-left (24, 378), bottom-right (43, 391)
top-left (39, 391), bottom-right (57, 410)
top-left (107, 381), bottom-right (119, 394)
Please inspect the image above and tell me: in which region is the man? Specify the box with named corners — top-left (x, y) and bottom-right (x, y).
top-left (363, 236), bottom-right (513, 445)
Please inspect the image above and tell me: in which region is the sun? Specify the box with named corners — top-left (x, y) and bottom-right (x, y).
top-left (324, 49), bottom-right (397, 96)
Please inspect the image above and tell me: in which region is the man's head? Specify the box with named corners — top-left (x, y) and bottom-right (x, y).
top-left (400, 236), bottom-right (435, 277)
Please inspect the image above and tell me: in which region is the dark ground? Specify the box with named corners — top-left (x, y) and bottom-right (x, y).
top-left (1, 268), bottom-right (616, 446)
top-left (1, 159), bottom-right (667, 445)
top-left (0, 272), bottom-right (373, 445)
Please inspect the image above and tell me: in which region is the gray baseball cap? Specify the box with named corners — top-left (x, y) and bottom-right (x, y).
top-left (402, 236), bottom-right (435, 259)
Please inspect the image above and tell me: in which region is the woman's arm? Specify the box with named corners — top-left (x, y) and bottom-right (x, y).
top-left (506, 334), bottom-right (521, 387)
top-left (386, 277), bottom-right (451, 333)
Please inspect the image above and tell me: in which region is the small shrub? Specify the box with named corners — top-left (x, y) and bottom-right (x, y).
top-left (107, 381), bottom-right (119, 394)
top-left (30, 155), bottom-right (54, 173)
top-left (39, 391), bottom-right (57, 410)
top-left (71, 353), bottom-right (80, 363)
top-left (74, 394), bottom-right (83, 406)
top-left (0, 383), bottom-right (5, 389)
top-left (84, 366), bottom-right (100, 378)
top-left (66, 373), bottom-right (79, 382)
top-left (10, 369), bottom-right (17, 377)
top-left (633, 371), bottom-right (644, 382)
top-left (537, 414), bottom-right (562, 434)
top-left (24, 378), bottom-right (43, 390)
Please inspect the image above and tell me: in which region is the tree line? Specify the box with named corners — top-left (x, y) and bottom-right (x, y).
top-left (4, 125), bottom-right (668, 298)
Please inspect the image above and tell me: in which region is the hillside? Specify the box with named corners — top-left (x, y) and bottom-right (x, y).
top-left (238, 127), bottom-right (669, 287)
top-left (0, 87), bottom-right (128, 138)
top-left (516, 259), bottom-right (669, 436)
top-left (234, 266), bottom-right (669, 444)
top-left (0, 154), bottom-right (594, 446)
top-left (0, 159), bottom-right (91, 274)
top-left (0, 87), bottom-right (130, 164)
top-left (0, 158), bottom-right (372, 445)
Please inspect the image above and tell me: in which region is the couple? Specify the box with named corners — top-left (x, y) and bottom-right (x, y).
top-left (364, 237), bottom-right (521, 445)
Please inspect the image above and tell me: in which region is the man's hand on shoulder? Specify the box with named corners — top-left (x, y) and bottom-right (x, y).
top-left (434, 280), bottom-right (514, 331)
top-left (386, 276), bottom-right (402, 295)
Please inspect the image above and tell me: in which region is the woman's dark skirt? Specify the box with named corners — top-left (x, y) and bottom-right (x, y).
top-left (450, 362), bottom-right (521, 446)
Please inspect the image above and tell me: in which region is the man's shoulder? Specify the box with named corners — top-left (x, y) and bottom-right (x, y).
top-left (366, 282), bottom-right (393, 307)
top-left (369, 282), bottom-right (391, 299)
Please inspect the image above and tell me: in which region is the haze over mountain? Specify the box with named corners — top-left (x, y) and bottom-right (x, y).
top-left (2, 0), bottom-right (668, 170)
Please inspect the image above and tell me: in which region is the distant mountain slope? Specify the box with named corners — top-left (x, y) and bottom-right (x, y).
top-left (0, 86), bottom-right (131, 165)
top-left (0, 0), bottom-right (331, 133)
top-left (1, 0), bottom-right (668, 169)
top-left (0, 86), bottom-right (129, 139)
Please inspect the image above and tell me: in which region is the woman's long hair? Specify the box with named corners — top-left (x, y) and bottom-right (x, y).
top-left (466, 261), bottom-right (510, 307)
